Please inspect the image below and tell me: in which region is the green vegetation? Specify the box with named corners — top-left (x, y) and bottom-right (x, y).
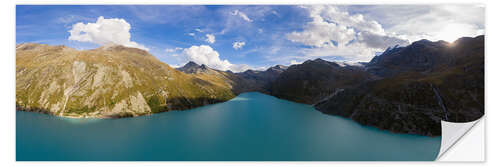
top-left (16, 43), bottom-right (236, 118)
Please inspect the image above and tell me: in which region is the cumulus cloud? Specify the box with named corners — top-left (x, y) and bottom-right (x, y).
top-left (286, 5), bottom-right (409, 61)
top-left (347, 5), bottom-right (485, 42)
top-left (230, 64), bottom-right (252, 72)
top-left (286, 18), bottom-right (356, 47)
top-left (231, 10), bottom-right (253, 22)
top-left (299, 43), bottom-right (381, 62)
top-left (232, 41), bottom-right (246, 50)
top-left (181, 45), bottom-right (251, 72)
top-left (182, 45), bottom-right (232, 71)
top-left (68, 16), bottom-right (148, 51)
top-left (205, 34), bottom-right (216, 44)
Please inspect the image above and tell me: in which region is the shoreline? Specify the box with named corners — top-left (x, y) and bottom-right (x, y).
top-left (17, 92), bottom-right (445, 137)
top-left (15, 95), bottom-right (234, 119)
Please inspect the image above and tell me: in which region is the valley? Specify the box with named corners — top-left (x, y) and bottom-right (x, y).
top-left (16, 35), bottom-right (485, 136)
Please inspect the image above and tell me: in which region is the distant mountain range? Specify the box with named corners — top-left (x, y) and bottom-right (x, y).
top-left (16, 35), bottom-right (484, 136)
top-left (177, 61), bottom-right (287, 94)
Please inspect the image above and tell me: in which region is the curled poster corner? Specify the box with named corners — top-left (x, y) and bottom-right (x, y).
top-left (437, 118), bottom-right (482, 160)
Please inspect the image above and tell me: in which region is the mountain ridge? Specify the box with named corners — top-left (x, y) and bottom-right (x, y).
top-left (314, 35), bottom-right (484, 136)
top-left (16, 43), bottom-right (236, 118)
top-left (16, 35), bottom-right (484, 136)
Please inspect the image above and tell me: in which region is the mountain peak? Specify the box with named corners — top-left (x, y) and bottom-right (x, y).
top-left (313, 58), bottom-right (326, 62)
top-left (453, 35), bottom-right (484, 45)
top-left (177, 61), bottom-right (217, 74)
top-left (243, 69), bottom-right (258, 74)
top-left (16, 43), bottom-right (236, 118)
top-left (266, 65), bottom-right (288, 73)
top-left (95, 44), bottom-right (151, 56)
top-left (100, 43), bottom-right (122, 49)
top-left (16, 43), bottom-right (45, 50)
top-left (184, 61), bottom-right (200, 68)
top-left (16, 43), bottom-right (73, 52)
top-left (413, 39), bottom-right (432, 44)
top-left (367, 35), bottom-right (485, 77)
top-left (303, 58), bottom-right (323, 64)
top-left (273, 65), bottom-right (288, 70)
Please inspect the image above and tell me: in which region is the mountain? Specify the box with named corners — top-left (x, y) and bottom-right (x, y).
top-left (314, 35), bottom-right (484, 136)
top-left (270, 58), bottom-right (374, 104)
top-left (175, 61), bottom-right (286, 94)
top-left (177, 61), bottom-right (219, 75)
top-left (16, 43), bottom-right (235, 118)
top-left (268, 65), bottom-right (288, 73)
top-left (16, 35), bottom-right (484, 136)
top-left (234, 65), bottom-right (288, 93)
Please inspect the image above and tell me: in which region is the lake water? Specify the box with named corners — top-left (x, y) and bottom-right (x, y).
top-left (16, 92), bottom-right (441, 161)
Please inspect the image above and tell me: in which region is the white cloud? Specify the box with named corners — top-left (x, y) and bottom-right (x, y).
top-left (271, 10), bottom-right (280, 17)
top-left (181, 45), bottom-right (251, 72)
top-left (270, 46), bottom-right (281, 54)
top-left (346, 5), bottom-right (485, 43)
top-left (169, 64), bottom-right (182, 68)
top-left (188, 33), bottom-right (195, 37)
top-left (165, 47), bottom-right (183, 53)
top-left (231, 10), bottom-right (253, 22)
top-left (195, 28), bottom-right (203, 32)
top-left (232, 41), bottom-right (246, 50)
top-left (290, 60), bottom-right (302, 65)
top-left (230, 64), bottom-right (252, 72)
top-left (218, 6), bottom-right (275, 35)
top-left (286, 17), bottom-right (356, 47)
top-left (205, 34), bottom-right (216, 44)
top-left (299, 43), bottom-right (381, 62)
top-left (397, 20), bottom-right (483, 43)
top-left (68, 16), bottom-right (148, 51)
top-left (57, 15), bottom-right (94, 24)
top-left (286, 5), bottom-right (409, 62)
top-left (182, 45), bottom-right (231, 71)
top-left (356, 31), bottom-right (409, 49)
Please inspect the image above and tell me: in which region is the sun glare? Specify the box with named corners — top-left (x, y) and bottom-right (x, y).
top-left (435, 23), bottom-right (477, 43)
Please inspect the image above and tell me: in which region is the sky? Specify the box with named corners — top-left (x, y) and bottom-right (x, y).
top-left (16, 5), bottom-right (485, 72)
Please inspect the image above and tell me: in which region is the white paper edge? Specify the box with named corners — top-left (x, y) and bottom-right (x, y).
top-left (436, 118), bottom-right (482, 160)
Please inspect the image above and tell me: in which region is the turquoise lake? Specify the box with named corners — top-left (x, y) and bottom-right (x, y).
top-left (16, 92), bottom-right (441, 161)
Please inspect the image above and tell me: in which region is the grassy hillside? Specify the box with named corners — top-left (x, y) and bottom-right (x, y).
top-left (16, 43), bottom-right (235, 118)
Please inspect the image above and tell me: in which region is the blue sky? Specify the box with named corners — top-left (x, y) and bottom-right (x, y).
top-left (16, 5), bottom-right (484, 72)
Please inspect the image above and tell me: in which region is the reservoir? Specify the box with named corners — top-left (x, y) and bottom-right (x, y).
top-left (16, 92), bottom-right (441, 161)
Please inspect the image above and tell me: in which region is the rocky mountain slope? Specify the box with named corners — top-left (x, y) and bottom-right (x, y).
top-left (16, 43), bottom-right (235, 118)
top-left (177, 61), bottom-right (220, 75)
top-left (314, 35), bottom-right (484, 136)
top-left (234, 65), bottom-right (288, 93)
top-left (271, 58), bottom-right (373, 104)
top-left (177, 62), bottom-right (287, 94)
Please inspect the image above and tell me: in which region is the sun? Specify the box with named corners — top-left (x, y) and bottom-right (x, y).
top-left (435, 23), bottom-right (477, 43)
